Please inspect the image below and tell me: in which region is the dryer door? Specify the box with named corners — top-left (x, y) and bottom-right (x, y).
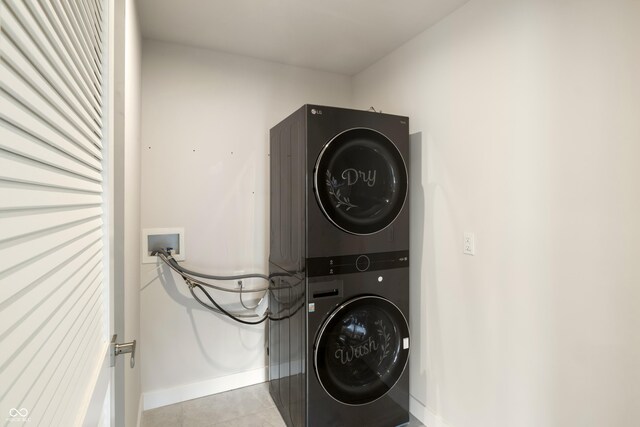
top-left (314, 128), bottom-right (408, 235)
top-left (314, 296), bottom-right (410, 405)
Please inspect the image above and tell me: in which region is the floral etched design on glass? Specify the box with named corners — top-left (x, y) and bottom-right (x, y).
top-left (325, 170), bottom-right (358, 210)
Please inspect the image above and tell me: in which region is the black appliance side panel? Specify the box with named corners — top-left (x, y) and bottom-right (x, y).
top-left (269, 105), bottom-right (307, 273)
top-left (269, 266), bottom-right (307, 427)
top-left (269, 105), bottom-right (307, 427)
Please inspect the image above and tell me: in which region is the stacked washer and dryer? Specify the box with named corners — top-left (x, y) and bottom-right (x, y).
top-left (269, 105), bottom-right (411, 427)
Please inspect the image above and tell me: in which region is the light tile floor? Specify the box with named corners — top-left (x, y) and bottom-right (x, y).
top-left (142, 383), bottom-right (425, 427)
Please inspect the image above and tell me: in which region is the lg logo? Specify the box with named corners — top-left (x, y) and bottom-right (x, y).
top-left (311, 108), bottom-right (323, 115)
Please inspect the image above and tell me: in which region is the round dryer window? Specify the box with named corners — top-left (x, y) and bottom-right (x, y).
top-left (314, 128), bottom-right (408, 235)
top-left (314, 296), bottom-right (410, 406)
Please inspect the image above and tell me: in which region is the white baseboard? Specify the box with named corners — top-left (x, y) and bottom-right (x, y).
top-left (410, 395), bottom-right (451, 427)
top-left (143, 367), bottom-right (268, 411)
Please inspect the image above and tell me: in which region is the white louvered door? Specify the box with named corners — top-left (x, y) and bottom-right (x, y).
top-left (0, 0), bottom-right (115, 426)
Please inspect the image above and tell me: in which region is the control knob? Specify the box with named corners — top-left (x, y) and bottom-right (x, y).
top-left (356, 255), bottom-right (370, 272)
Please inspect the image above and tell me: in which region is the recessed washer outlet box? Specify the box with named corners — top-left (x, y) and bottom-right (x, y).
top-left (142, 227), bottom-right (185, 264)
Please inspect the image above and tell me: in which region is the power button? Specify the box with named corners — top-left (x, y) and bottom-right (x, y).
top-left (356, 255), bottom-right (370, 272)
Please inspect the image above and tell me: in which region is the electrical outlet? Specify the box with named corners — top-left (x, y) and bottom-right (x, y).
top-left (464, 232), bottom-right (475, 255)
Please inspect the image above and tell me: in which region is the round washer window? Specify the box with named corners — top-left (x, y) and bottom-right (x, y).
top-left (314, 296), bottom-right (410, 406)
top-left (314, 128), bottom-right (407, 235)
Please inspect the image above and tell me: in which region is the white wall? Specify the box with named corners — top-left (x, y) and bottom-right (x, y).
top-left (139, 40), bottom-right (352, 408)
top-left (124, 0), bottom-right (142, 425)
top-left (353, 1), bottom-right (640, 426)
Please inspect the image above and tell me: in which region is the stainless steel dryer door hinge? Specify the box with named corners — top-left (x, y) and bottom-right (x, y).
top-left (111, 334), bottom-right (136, 368)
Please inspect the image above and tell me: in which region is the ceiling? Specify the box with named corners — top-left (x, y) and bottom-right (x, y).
top-left (137, 0), bottom-right (471, 75)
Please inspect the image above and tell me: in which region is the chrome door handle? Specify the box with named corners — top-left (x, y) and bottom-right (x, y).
top-left (111, 334), bottom-right (136, 368)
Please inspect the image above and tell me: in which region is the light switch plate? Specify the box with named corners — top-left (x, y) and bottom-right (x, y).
top-left (464, 232), bottom-right (475, 255)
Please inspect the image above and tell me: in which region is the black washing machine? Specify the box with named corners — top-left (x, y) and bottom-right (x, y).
top-left (269, 105), bottom-right (410, 427)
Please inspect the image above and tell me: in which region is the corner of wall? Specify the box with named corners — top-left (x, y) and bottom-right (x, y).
top-left (410, 396), bottom-right (452, 427)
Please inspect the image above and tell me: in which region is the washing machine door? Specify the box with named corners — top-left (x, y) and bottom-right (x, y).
top-left (314, 128), bottom-right (408, 235)
top-left (314, 296), bottom-right (410, 406)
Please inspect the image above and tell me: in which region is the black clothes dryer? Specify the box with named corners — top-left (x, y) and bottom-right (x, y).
top-left (269, 105), bottom-right (410, 427)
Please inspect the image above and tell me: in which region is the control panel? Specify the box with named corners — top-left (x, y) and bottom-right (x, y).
top-left (306, 250), bottom-right (409, 277)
